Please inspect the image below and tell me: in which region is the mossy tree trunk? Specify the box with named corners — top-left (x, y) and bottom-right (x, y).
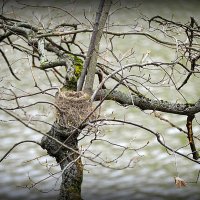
top-left (41, 1), bottom-right (111, 199)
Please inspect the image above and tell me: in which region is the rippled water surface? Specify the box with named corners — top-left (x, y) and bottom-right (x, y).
top-left (0, 0), bottom-right (200, 200)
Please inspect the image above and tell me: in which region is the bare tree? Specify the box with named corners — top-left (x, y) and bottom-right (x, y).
top-left (0, 0), bottom-right (200, 199)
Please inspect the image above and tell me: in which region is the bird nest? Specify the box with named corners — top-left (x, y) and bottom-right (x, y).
top-left (55, 91), bottom-right (95, 129)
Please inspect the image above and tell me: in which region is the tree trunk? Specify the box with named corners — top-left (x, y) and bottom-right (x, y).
top-left (41, 1), bottom-right (112, 199)
top-left (40, 89), bottom-right (93, 200)
top-left (41, 122), bottom-right (83, 200)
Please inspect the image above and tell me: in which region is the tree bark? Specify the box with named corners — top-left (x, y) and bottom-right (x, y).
top-left (40, 89), bottom-right (93, 200)
top-left (186, 115), bottom-right (199, 160)
top-left (41, 122), bottom-right (83, 200)
top-left (40, 1), bottom-right (112, 198)
top-left (77, 0), bottom-right (112, 94)
top-left (95, 89), bottom-right (200, 115)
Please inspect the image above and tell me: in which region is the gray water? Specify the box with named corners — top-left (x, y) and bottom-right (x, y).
top-left (0, 1), bottom-right (200, 200)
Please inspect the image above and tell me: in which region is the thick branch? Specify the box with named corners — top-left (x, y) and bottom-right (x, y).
top-left (95, 89), bottom-right (200, 115)
top-left (77, 0), bottom-right (112, 93)
top-left (186, 115), bottom-right (199, 160)
top-left (40, 60), bottom-right (67, 69)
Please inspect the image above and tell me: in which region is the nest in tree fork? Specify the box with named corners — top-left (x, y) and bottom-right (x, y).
top-left (55, 91), bottom-right (95, 129)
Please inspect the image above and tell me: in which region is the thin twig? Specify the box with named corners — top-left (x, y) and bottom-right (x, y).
top-left (0, 140), bottom-right (41, 163)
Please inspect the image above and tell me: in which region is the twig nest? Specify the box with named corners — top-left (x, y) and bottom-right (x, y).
top-left (55, 91), bottom-right (95, 128)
